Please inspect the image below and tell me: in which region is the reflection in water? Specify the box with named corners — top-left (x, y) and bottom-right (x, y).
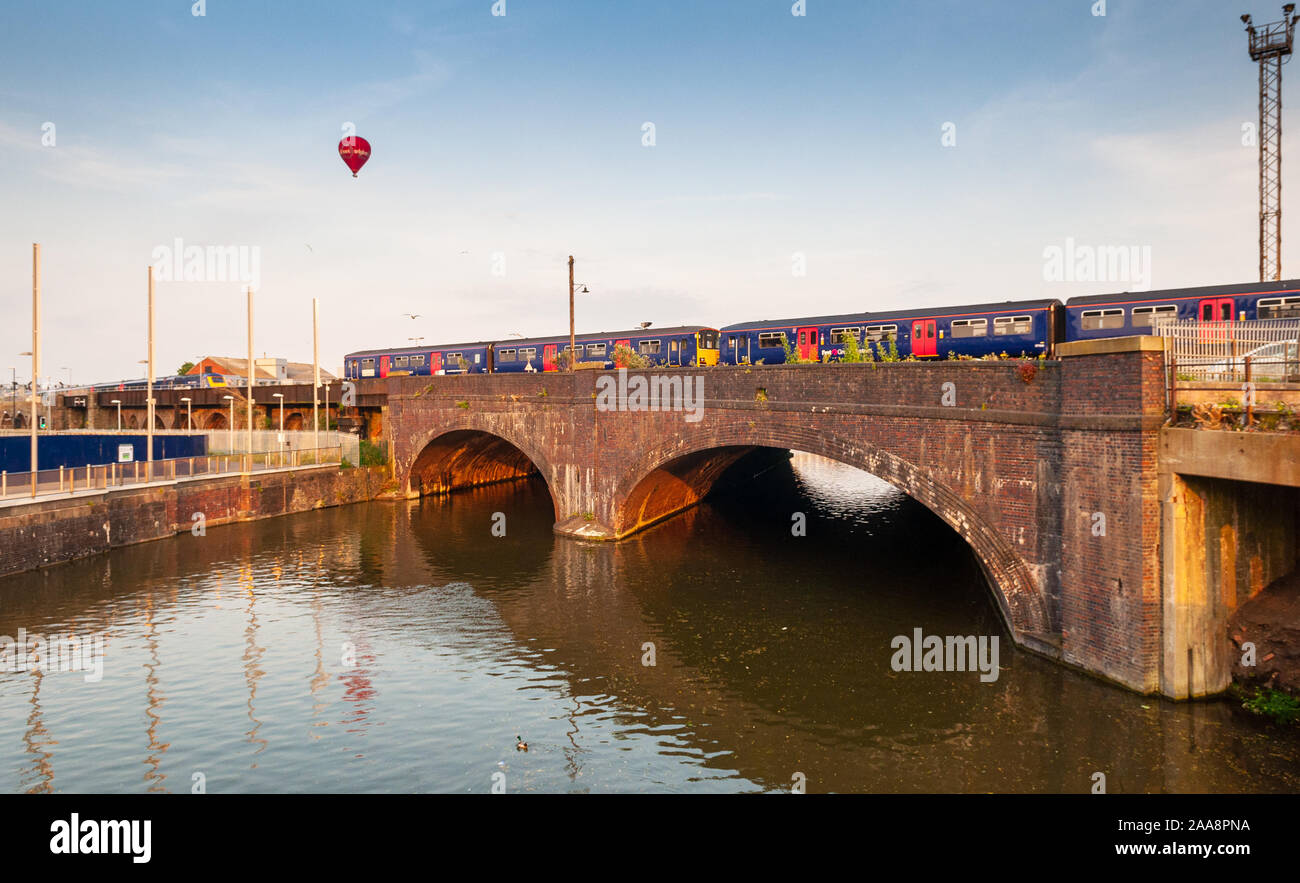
top-left (142, 593), bottom-right (169, 792)
top-left (0, 452), bottom-right (1297, 793)
top-left (21, 670), bottom-right (54, 794)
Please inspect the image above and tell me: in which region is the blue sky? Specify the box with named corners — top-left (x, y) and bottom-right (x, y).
top-left (0, 0), bottom-right (1282, 381)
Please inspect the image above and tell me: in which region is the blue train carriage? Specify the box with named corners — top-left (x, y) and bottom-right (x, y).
top-left (343, 341), bottom-right (493, 379)
top-left (720, 299), bottom-right (1062, 364)
top-left (1064, 279), bottom-right (1300, 341)
top-left (490, 326), bottom-right (720, 373)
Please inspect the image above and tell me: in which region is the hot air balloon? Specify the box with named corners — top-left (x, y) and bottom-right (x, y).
top-left (338, 136), bottom-right (371, 177)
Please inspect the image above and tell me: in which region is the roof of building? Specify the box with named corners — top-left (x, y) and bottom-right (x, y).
top-left (188, 357), bottom-right (336, 383)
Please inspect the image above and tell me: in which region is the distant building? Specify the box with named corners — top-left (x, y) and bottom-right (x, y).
top-left (185, 357), bottom-right (336, 385)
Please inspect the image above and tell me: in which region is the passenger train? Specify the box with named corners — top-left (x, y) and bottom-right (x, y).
top-left (343, 279), bottom-right (1300, 378)
top-left (89, 371), bottom-right (231, 392)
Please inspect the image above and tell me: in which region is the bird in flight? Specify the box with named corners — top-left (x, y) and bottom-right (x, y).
top-left (402, 313), bottom-right (421, 320)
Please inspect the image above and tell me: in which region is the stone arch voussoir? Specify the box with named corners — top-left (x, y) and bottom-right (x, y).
top-left (614, 423), bottom-right (1051, 640)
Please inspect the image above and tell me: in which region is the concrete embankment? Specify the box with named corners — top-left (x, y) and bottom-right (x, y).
top-left (0, 465), bottom-right (389, 579)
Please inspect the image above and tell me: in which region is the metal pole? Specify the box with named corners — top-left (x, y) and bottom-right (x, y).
top-left (30, 243), bottom-right (39, 498)
top-left (247, 287), bottom-right (254, 462)
top-left (1246, 355), bottom-right (1255, 424)
top-left (147, 265), bottom-right (155, 482)
top-left (568, 255), bottom-right (576, 372)
top-left (313, 298), bottom-right (320, 456)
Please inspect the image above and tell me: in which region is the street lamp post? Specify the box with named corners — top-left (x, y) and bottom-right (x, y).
top-left (111, 399), bottom-right (122, 431)
top-left (145, 266), bottom-right (155, 482)
top-left (566, 256), bottom-right (590, 372)
top-left (324, 381), bottom-right (331, 431)
top-left (29, 243), bottom-right (40, 497)
top-left (223, 395), bottom-right (235, 453)
top-left (180, 396), bottom-right (192, 431)
top-left (273, 392), bottom-right (284, 466)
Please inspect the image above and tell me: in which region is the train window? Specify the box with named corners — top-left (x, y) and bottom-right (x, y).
top-left (360, 358), bottom-right (376, 377)
top-left (671, 340), bottom-right (678, 351)
top-left (499, 349), bottom-right (515, 361)
top-left (951, 319), bottom-right (987, 338)
top-left (758, 332), bottom-right (788, 348)
top-left (728, 336), bottom-right (738, 350)
top-left (698, 330), bottom-right (719, 349)
top-left (587, 343), bottom-right (607, 356)
top-left (829, 327), bottom-right (861, 343)
top-left (474, 353), bottom-right (481, 363)
top-left (638, 339), bottom-right (661, 354)
top-left (1258, 296), bottom-right (1300, 319)
top-left (394, 356), bottom-right (409, 367)
top-left (447, 352), bottom-right (462, 360)
top-left (1081, 309), bottom-right (1125, 330)
top-left (412, 355), bottom-right (425, 366)
top-left (865, 325), bottom-right (897, 341)
top-left (994, 315), bottom-right (1033, 335)
top-left (1130, 305), bottom-right (1177, 328)
top-left (521, 348), bottom-right (537, 358)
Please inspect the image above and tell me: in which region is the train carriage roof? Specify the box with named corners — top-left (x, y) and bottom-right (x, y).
top-left (499, 325), bottom-right (714, 349)
top-left (344, 340), bottom-right (496, 360)
top-left (1065, 279), bottom-right (1300, 306)
top-left (720, 299), bottom-right (1061, 332)
top-left (344, 326), bottom-right (717, 360)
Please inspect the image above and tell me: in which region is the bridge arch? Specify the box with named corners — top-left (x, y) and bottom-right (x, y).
top-left (406, 424), bottom-right (557, 513)
top-left (610, 425), bottom-right (1052, 640)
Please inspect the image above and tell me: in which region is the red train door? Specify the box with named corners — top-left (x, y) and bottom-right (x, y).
top-left (1197, 297), bottom-right (1234, 341)
top-left (912, 320), bottom-right (937, 357)
top-left (543, 344), bottom-right (557, 372)
top-left (613, 339), bottom-right (631, 367)
top-left (1198, 297), bottom-right (1234, 322)
top-left (379, 355), bottom-right (390, 377)
top-left (797, 326), bottom-right (820, 361)
top-left (430, 352), bottom-right (442, 373)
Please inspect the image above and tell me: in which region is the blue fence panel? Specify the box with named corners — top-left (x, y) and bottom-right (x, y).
top-left (0, 434), bottom-right (208, 473)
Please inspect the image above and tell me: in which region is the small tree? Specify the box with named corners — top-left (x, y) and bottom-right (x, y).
top-left (839, 333), bottom-right (865, 363)
top-left (872, 336), bottom-right (900, 362)
top-left (178, 361), bottom-right (196, 376)
top-left (781, 336), bottom-right (804, 364)
top-left (611, 344), bottom-right (650, 370)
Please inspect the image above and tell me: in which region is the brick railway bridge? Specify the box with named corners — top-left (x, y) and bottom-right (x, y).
top-left (360, 338), bottom-right (1298, 701)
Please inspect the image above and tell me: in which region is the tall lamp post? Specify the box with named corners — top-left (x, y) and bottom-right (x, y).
top-left (273, 392), bottom-right (284, 432)
top-left (223, 395), bottom-right (235, 453)
top-left (312, 298), bottom-right (320, 456)
top-left (566, 256), bottom-right (590, 371)
top-left (245, 286), bottom-right (255, 461)
top-left (180, 396), bottom-right (192, 431)
top-left (29, 243), bottom-right (39, 497)
top-left (145, 266), bottom-right (155, 482)
top-left (111, 399), bottom-right (122, 431)
top-left (324, 381), bottom-right (331, 431)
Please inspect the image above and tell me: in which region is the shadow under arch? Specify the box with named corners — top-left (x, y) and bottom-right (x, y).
top-left (407, 427), bottom-right (559, 516)
top-left (612, 427), bottom-right (1053, 642)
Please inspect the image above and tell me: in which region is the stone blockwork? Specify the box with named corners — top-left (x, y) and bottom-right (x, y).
top-left (0, 465), bottom-right (386, 579)
top-left (385, 361), bottom-right (1074, 665)
top-left (1057, 343), bottom-right (1167, 694)
top-left (377, 341), bottom-right (1298, 699)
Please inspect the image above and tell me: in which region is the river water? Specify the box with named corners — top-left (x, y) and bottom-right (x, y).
top-left (2, 453), bottom-right (1297, 793)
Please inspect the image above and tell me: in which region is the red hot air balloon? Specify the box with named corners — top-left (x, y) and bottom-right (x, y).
top-left (338, 136), bottom-right (371, 177)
